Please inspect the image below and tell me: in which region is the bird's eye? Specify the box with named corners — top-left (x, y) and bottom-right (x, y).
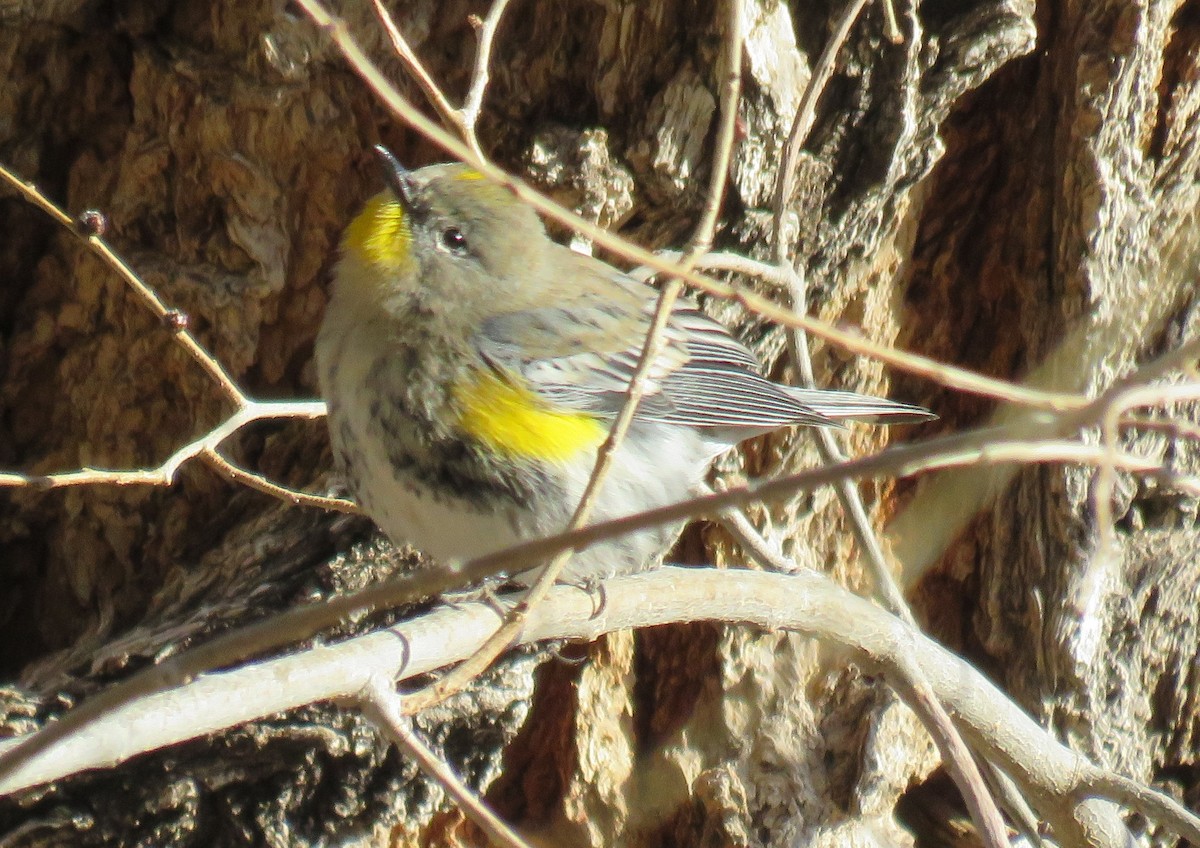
top-left (441, 227), bottom-right (467, 253)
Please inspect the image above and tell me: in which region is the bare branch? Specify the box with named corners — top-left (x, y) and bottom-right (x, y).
top-left (0, 161), bottom-right (356, 512)
top-left (766, 0), bottom-right (915, 619)
top-left (0, 400), bottom-right (329, 491)
top-left (0, 160), bottom-right (246, 406)
top-left (460, 0), bottom-right (513, 142)
top-left (1119, 413), bottom-right (1200, 442)
top-left (201, 449), bottom-right (358, 513)
top-left (772, 0), bottom-right (872, 265)
top-left (0, 567), bottom-right (1156, 847)
top-left (371, 0), bottom-right (464, 139)
top-left (372, 0), bottom-right (512, 157)
top-left (359, 676), bottom-right (534, 848)
top-left (880, 0), bottom-right (903, 44)
top-left (753, 4), bottom-right (1010, 838)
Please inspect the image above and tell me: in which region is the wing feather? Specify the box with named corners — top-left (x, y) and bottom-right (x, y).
top-left (474, 248), bottom-right (932, 433)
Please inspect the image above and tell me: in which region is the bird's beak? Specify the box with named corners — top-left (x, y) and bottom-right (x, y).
top-left (373, 144), bottom-right (418, 215)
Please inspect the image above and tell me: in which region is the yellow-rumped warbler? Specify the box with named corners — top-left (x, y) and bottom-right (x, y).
top-left (316, 146), bottom-right (933, 585)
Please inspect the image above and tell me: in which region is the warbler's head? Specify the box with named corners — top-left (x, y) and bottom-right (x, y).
top-left (339, 146), bottom-right (547, 306)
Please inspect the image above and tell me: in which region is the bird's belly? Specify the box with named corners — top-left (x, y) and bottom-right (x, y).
top-left (362, 471), bottom-right (527, 564)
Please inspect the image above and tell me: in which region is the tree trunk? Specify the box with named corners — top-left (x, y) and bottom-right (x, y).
top-left (1, 0), bottom-right (1197, 845)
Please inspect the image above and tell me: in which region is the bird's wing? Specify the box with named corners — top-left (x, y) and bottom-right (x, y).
top-left (473, 252), bottom-right (849, 429)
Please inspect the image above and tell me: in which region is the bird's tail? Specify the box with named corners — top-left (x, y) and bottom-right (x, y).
top-left (783, 387), bottom-right (936, 424)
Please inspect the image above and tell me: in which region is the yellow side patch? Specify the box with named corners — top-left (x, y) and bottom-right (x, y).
top-left (343, 193), bottom-right (412, 269)
top-left (453, 168), bottom-right (486, 182)
top-left (454, 369), bottom-right (605, 463)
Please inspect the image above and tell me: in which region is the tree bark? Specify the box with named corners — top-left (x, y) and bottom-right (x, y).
top-left (0, 0), bottom-right (1197, 845)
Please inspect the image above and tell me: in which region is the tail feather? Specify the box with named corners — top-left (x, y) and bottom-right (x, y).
top-left (784, 387), bottom-right (937, 424)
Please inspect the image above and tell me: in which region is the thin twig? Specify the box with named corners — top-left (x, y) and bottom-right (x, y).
top-left (787, 288), bottom-right (919, 618)
top-left (689, 0), bottom-right (744, 255)
top-left (977, 760), bottom-right (1049, 848)
top-left (0, 162), bottom-right (354, 511)
top-left (687, 250), bottom-right (798, 288)
top-left (371, 0), bottom-right (463, 138)
top-left (1088, 381), bottom-right (1200, 571)
top-left (888, 651), bottom-right (1011, 848)
top-left (461, 0), bottom-right (513, 140)
top-left (772, 0), bottom-right (872, 265)
top-left (0, 161), bottom-right (246, 406)
top-left (880, 0), bottom-right (903, 44)
top-left (1094, 378), bottom-right (1200, 574)
top-left (763, 6), bottom-right (1008, 840)
top-left (373, 0), bottom-right (512, 158)
top-left (0, 401), bottom-right (329, 490)
top-left (201, 450), bottom-right (358, 513)
top-left (769, 0), bottom-right (916, 621)
top-left (359, 676), bottom-right (534, 848)
top-left (706, 483), bottom-right (806, 574)
top-left (1119, 413), bottom-right (1200, 442)
top-left (891, 337), bottom-right (1200, 591)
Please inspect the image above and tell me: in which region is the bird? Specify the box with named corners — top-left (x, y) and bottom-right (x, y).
top-left (315, 146), bottom-right (934, 586)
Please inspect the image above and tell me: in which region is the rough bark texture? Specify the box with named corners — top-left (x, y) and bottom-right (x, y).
top-left (0, 0), bottom-right (1198, 846)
